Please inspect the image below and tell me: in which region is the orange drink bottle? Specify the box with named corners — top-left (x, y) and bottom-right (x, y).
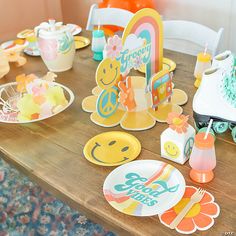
top-left (189, 132), bottom-right (216, 183)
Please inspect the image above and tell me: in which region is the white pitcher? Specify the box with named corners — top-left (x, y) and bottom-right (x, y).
top-left (35, 20), bottom-right (75, 72)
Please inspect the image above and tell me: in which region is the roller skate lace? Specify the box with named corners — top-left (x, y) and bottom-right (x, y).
top-left (221, 64), bottom-right (236, 108)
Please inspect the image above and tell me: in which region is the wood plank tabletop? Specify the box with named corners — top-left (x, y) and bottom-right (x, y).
top-left (0, 31), bottom-right (235, 236)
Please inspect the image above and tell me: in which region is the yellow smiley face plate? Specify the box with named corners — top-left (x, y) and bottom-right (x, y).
top-left (138, 58), bottom-right (176, 74)
top-left (83, 131), bottom-right (141, 166)
top-left (74, 36), bottom-right (90, 49)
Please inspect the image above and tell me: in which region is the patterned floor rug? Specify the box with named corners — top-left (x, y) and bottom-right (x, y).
top-left (0, 158), bottom-right (115, 236)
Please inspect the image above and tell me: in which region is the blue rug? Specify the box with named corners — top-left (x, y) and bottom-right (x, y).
top-left (0, 158), bottom-right (115, 236)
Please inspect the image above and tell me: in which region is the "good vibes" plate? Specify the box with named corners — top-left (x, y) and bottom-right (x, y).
top-left (103, 160), bottom-right (185, 216)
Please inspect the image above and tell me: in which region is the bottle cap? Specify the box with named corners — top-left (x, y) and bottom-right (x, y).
top-left (93, 30), bottom-right (105, 38)
top-left (195, 132), bottom-right (215, 149)
top-left (197, 52), bottom-right (211, 63)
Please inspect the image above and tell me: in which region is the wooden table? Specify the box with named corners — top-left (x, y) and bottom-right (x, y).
top-left (0, 32), bottom-right (235, 236)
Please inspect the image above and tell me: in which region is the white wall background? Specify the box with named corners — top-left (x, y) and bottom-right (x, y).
top-left (156, 0), bottom-right (236, 53)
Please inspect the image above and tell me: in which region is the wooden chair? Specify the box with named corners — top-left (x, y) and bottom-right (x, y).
top-left (86, 4), bottom-right (134, 31)
top-left (163, 20), bottom-right (224, 56)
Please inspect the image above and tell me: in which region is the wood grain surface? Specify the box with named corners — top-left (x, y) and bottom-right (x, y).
top-left (0, 31), bottom-right (235, 236)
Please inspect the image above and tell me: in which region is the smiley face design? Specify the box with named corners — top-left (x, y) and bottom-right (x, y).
top-left (164, 141), bottom-right (180, 158)
top-left (83, 131), bottom-right (141, 166)
top-left (96, 58), bottom-right (120, 90)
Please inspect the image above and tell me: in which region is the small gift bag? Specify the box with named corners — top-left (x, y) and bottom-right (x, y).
top-left (161, 112), bottom-right (195, 164)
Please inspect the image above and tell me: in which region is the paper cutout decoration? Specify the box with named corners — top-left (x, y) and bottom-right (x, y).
top-left (97, 86), bottom-right (119, 118)
top-left (121, 8), bottom-right (163, 85)
top-left (160, 113), bottom-right (195, 164)
top-left (151, 69), bottom-right (172, 108)
top-left (82, 8), bottom-right (188, 131)
top-left (118, 76), bottom-right (136, 111)
top-left (159, 186), bottom-right (220, 234)
top-left (138, 57), bottom-right (177, 74)
top-left (0, 72), bottom-right (74, 123)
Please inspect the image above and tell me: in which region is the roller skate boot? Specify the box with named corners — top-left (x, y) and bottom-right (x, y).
top-left (212, 50), bottom-right (235, 76)
top-left (193, 66), bottom-right (236, 142)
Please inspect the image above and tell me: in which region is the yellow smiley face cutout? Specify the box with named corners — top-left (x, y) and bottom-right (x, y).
top-left (83, 131), bottom-right (141, 166)
top-left (164, 141), bottom-right (180, 158)
top-left (96, 58), bottom-right (120, 90)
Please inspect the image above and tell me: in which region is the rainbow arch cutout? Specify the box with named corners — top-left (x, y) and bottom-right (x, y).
top-left (122, 8), bottom-right (163, 85)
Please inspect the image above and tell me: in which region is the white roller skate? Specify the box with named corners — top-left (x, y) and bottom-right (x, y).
top-left (212, 50), bottom-right (235, 76)
top-left (193, 60), bottom-right (236, 142)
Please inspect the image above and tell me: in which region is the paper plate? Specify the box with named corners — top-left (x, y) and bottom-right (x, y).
top-left (24, 48), bottom-right (40, 56)
top-left (83, 131), bottom-right (141, 166)
top-left (17, 29), bottom-right (34, 39)
top-left (74, 36), bottom-right (90, 49)
top-left (0, 81), bottom-right (74, 124)
top-left (1, 39), bottom-right (28, 52)
top-left (138, 58), bottom-right (176, 74)
top-left (103, 160), bottom-right (185, 216)
top-left (67, 24), bottom-right (82, 36)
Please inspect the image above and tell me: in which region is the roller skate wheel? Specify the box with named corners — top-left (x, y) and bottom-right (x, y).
top-left (232, 127), bottom-right (236, 143)
top-left (212, 122), bottom-right (229, 134)
top-left (229, 123), bottom-right (235, 131)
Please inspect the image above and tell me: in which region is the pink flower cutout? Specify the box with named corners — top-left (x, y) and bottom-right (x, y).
top-left (105, 35), bottom-right (122, 59)
top-left (38, 38), bottom-right (58, 61)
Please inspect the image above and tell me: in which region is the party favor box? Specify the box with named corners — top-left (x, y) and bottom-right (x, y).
top-left (161, 113), bottom-right (195, 164)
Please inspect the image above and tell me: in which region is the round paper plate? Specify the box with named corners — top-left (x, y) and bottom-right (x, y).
top-left (74, 36), bottom-right (90, 49)
top-left (138, 58), bottom-right (176, 74)
top-left (17, 29), bottom-right (34, 39)
top-left (0, 81), bottom-right (74, 124)
top-left (83, 131), bottom-right (141, 166)
top-left (67, 24), bottom-right (82, 36)
top-left (24, 48), bottom-right (40, 56)
top-left (1, 39), bottom-right (28, 52)
top-left (103, 160), bottom-right (185, 216)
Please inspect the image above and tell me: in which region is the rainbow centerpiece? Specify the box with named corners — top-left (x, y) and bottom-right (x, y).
top-left (82, 8), bottom-right (188, 131)
top-left (122, 8), bottom-right (163, 84)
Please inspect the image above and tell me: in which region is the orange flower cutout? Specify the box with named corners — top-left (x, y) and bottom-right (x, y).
top-left (159, 186), bottom-right (220, 234)
top-left (16, 74), bottom-right (36, 93)
top-left (167, 112), bottom-right (189, 133)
